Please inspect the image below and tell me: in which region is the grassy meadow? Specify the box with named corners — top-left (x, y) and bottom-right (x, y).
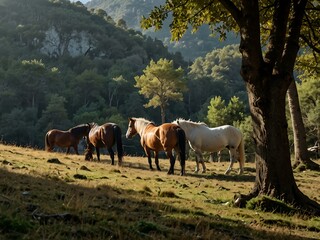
top-left (0, 143), bottom-right (320, 239)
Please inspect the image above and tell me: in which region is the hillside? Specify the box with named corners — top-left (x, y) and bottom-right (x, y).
top-left (1, 144), bottom-right (320, 239)
top-left (85, 0), bottom-right (239, 60)
top-left (0, 0), bottom-right (187, 149)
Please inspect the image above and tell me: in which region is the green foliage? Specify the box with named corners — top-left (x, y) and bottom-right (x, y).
top-left (207, 96), bottom-right (245, 126)
top-left (134, 58), bottom-right (186, 121)
top-left (207, 96), bottom-right (254, 156)
top-left (0, 0), bottom-right (187, 150)
top-left (87, 1), bottom-right (239, 61)
top-left (189, 44), bottom-right (246, 103)
top-left (296, 72), bottom-right (320, 143)
top-left (234, 116), bottom-right (254, 159)
top-left (0, 214), bottom-right (33, 234)
top-left (37, 94), bottom-right (71, 132)
top-left (207, 96), bottom-right (228, 126)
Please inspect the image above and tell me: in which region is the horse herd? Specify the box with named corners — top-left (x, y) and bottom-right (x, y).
top-left (45, 117), bottom-right (245, 176)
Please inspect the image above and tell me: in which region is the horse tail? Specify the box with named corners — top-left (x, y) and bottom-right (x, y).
top-left (45, 132), bottom-right (50, 151)
top-left (176, 127), bottom-right (186, 175)
top-left (238, 134), bottom-right (245, 174)
top-left (113, 125), bottom-right (124, 164)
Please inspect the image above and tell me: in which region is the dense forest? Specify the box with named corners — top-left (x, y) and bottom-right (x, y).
top-left (0, 0), bottom-right (318, 157)
top-left (85, 0), bottom-right (239, 61)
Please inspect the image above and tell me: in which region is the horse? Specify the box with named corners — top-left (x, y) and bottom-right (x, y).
top-left (45, 123), bottom-right (91, 154)
top-left (172, 119), bottom-right (245, 175)
top-left (125, 117), bottom-right (186, 176)
top-left (85, 122), bottom-right (123, 166)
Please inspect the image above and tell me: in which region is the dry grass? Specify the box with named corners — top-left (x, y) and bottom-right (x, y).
top-left (0, 143), bottom-right (319, 239)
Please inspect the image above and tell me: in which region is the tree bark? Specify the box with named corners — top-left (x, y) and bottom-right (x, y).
top-left (287, 80), bottom-right (320, 170)
top-left (235, 0), bottom-right (320, 215)
top-left (160, 104), bottom-right (166, 124)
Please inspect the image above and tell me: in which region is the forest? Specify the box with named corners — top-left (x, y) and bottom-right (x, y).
top-left (0, 0), bottom-right (318, 158)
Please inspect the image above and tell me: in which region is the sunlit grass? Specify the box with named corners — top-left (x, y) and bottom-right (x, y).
top-left (0, 143), bottom-right (319, 239)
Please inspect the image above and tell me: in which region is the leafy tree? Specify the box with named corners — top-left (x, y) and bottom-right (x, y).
top-left (187, 45), bottom-right (247, 119)
top-left (297, 73), bottom-right (320, 144)
top-left (206, 96), bottom-right (228, 126)
top-left (37, 94), bottom-right (71, 134)
top-left (207, 96), bottom-right (245, 126)
top-left (134, 58), bottom-right (186, 123)
top-left (142, 1), bottom-right (320, 213)
top-left (68, 69), bottom-right (105, 111)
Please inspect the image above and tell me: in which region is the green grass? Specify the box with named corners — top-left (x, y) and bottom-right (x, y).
top-left (0, 144), bottom-right (320, 239)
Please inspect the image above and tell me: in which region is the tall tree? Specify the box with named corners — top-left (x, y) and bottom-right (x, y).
top-left (288, 80), bottom-right (319, 170)
top-left (141, 1), bottom-right (320, 214)
top-left (134, 58), bottom-right (186, 123)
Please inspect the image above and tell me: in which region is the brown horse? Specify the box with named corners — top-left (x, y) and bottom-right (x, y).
top-left (45, 124), bottom-right (91, 154)
top-left (85, 123), bottom-right (123, 166)
top-left (125, 117), bottom-right (186, 176)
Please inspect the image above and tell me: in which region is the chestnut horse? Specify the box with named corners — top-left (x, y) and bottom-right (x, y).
top-left (125, 117), bottom-right (186, 176)
top-left (45, 124), bottom-right (91, 154)
top-left (85, 123), bottom-right (123, 166)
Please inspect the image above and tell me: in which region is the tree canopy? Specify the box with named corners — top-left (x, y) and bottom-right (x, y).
top-left (134, 58), bottom-right (186, 123)
top-left (141, 0), bottom-right (320, 214)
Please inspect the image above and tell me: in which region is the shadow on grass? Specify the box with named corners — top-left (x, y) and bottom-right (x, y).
top-left (84, 157), bottom-right (256, 183)
top-left (0, 167), bottom-right (312, 240)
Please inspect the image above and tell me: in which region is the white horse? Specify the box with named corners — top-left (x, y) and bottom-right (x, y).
top-left (172, 119), bottom-right (245, 175)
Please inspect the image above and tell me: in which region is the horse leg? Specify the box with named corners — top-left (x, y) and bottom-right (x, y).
top-left (145, 148), bottom-right (153, 170)
top-left (194, 153), bottom-right (200, 173)
top-left (209, 153), bottom-right (215, 162)
top-left (225, 148), bottom-right (236, 175)
top-left (235, 150), bottom-right (243, 175)
top-left (66, 147), bottom-right (70, 154)
top-left (154, 152), bottom-right (161, 171)
top-left (198, 152), bottom-right (206, 173)
top-left (167, 151), bottom-right (175, 175)
top-left (96, 148), bottom-right (101, 161)
top-left (74, 145), bottom-right (79, 155)
top-left (194, 151), bottom-right (206, 173)
top-left (108, 147), bottom-right (115, 165)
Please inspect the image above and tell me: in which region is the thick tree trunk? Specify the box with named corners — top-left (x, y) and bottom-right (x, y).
top-left (231, 0), bottom-right (320, 215)
top-left (287, 81), bottom-right (320, 170)
top-left (240, 73), bottom-right (320, 215)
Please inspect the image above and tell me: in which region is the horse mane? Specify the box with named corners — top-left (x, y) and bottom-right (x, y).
top-left (69, 124), bottom-right (90, 137)
top-left (174, 118), bottom-right (208, 127)
top-left (132, 117), bottom-right (155, 125)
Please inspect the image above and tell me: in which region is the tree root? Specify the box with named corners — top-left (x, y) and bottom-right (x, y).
top-left (234, 192), bottom-right (320, 216)
top-left (293, 159), bottom-right (320, 172)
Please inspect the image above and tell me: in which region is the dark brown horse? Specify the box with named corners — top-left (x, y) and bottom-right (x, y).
top-left (125, 117), bottom-right (186, 176)
top-left (85, 123), bottom-right (123, 166)
top-left (45, 124), bottom-right (91, 154)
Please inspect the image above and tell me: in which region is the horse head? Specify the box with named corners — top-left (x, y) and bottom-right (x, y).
top-left (126, 118), bottom-right (137, 139)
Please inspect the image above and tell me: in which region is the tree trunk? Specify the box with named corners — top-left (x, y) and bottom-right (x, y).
top-left (231, 0), bottom-right (320, 215)
top-left (240, 73), bottom-right (320, 215)
top-left (160, 104), bottom-right (166, 124)
top-left (287, 80), bottom-right (320, 170)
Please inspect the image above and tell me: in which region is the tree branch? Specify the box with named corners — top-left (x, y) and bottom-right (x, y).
top-left (282, 0), bottom-right (308, 74)
top-left (300, 34), bottom-right (320, 53)
top-left (218, 0), bottom-right (242, 24)
top-left (264, 0), bottom-right (291, 68)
